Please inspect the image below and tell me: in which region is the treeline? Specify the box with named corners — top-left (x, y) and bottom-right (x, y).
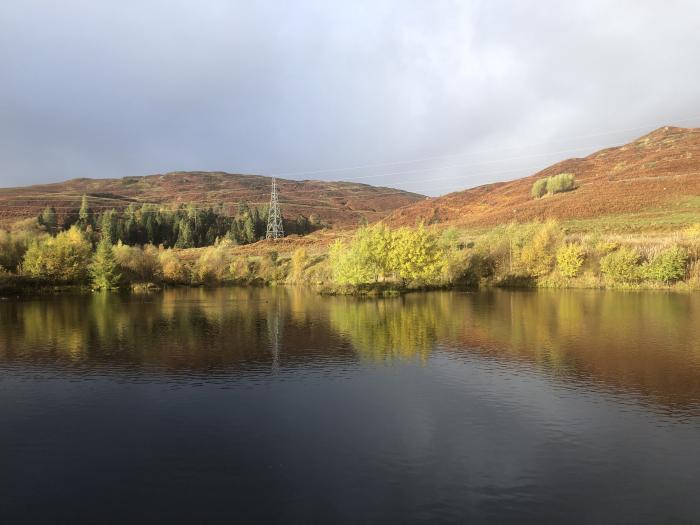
top-left (3, 213), bottom-right (700, 293)
top-left (37, 195), bottom-right (320, 248)
top-left (0, 223), bottom-right (301, 290)
top-left (323, 220), bottom-right (700, 292)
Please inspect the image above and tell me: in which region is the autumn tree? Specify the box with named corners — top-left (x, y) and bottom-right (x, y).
top-left (90, 237), bottom-right (121, 290)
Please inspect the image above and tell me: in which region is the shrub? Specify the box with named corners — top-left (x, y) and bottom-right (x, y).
top-left (556, 243), bottom-right (586, 278)
top-left (641, 246), bottom-right (688, 283)
top-left (517, 220), bottom-right (562, 277)
top-left (600, 247), bottom-right (641, 283)
top-left (159, 249), bottom-right (190, 284)
top-left (531, 178), bottom-right (548, 199)
top-left (290, 248), bottom-right (308, 283)
top-left (546, 173), bottom-right (576, 195)
top-left (22, 226), bottom-right (92, 283)
top-left (113, 242), bottom-right (163, 283)
top-left (0, 230), bottom-right (38, 272)
top-left (195, 242), bottom-right (232, 283)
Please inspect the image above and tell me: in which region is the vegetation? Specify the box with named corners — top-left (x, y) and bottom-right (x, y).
top-left (22, 226), bottom-right (92, 283)
top-left (329, 223), bottom-right (444, 287)
top-left (600, 247), bottom-right (642, 284)
top-left (556, 244), bottom-right (586, 278)
top-left (3, 206), bottom-right (700, 294)
top-left (641, 246), bottom-right (688, 284)
top-left (531, 172), bottom-right (576, 199)
top-left (34, 196), bottom-right (317, 249)
top-left (90, 238), bottom-right (121, 290)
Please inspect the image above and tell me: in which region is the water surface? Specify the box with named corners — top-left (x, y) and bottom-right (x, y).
top-left (1, 288), bottom-right (700, 523)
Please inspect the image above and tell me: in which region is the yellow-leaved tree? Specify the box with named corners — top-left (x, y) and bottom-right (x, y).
top-left (329, 224), bottom-right (393, 285)
top-left (22, 226), bottom-right (92, 283)
top-left (388, 224), bottom-right (445, 284)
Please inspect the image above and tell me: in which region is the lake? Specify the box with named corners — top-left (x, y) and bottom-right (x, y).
top-left (1, 288), bottom-right (700, 524)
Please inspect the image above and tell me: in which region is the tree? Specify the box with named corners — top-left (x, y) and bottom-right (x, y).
top-left (23, 226), bottom-right (92, 283)
top-left (90, 237), bottom-right (121, 290)
top-left (388, 224), bottom-right (445, 283)
top-left (78, 194), bottom-right (90, 229)
top-left (100, 209), bottom-right (117, 244)
top-left (176, 219), bottom-right (194, 248)
top-left (546, 173), bottom-right (576, 195)
top-left (243, 214), bottom-right (256, 244)
top-left (531, 178), bottom-right (548, 199)
top-left (39, 206), bottom-right (58, 234)
top-left (330, 224), bottom-right (394, 285)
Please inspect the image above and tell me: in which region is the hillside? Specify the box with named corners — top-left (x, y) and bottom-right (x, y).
top-left (0, 172), bottom-right (425, 228)
top-left (389, 126), bottom-right (700, 232)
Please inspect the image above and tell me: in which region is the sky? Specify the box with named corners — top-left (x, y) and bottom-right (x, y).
top-left (1, 0), bottom-right (699, 195)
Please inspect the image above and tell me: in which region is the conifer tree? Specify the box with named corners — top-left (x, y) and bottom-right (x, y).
top-left (39, 206), bottom-right (57, 235)
top-left (78, 195), bottom-right (90, 229)
top-left (90, 237), bottom-right (121, 290)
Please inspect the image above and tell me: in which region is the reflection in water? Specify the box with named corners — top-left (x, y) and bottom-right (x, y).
top-left (2, 288), bottom-right (700, 523)
top-left (1, 288), bottom-right (700, 411)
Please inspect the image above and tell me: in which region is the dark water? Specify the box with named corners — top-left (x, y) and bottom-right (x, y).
top-left (1, 288), bottom-right (700, 524)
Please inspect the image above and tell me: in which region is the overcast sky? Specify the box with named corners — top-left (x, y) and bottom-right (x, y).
top-left (1, 0), bottom-right (699, 195)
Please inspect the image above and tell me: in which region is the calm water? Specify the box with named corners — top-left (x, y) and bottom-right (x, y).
top-left (1, 288), bottom-right (700, 524)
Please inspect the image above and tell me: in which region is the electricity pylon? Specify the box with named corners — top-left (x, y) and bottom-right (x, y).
top-left (265, 178), bottom-right (284, 240)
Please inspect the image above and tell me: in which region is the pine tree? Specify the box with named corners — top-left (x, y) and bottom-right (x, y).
top-left (243, 214), bottom-right (256, 244)
top-left (176, 219), bottom-right (194, 248)
top-left (90, 237), bottom-right (121, 290)
top-left (78, 195), bottom-right (90, 229)
top-left (40, 206), bottom-right (57, 235)
top-left (100, 209), bottom-right (117, 244)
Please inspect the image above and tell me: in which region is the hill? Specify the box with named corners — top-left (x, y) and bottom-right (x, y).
top-left (388, 126), bottom-right (700, 232)
top-left (0, 172), bottom-right (425, 228)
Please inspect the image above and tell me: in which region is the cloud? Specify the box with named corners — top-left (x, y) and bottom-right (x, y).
top-left (1, 0), bottom-right (699, 194)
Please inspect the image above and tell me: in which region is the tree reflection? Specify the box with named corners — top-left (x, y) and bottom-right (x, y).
top-left (1, 288), bottom-right (700, 410)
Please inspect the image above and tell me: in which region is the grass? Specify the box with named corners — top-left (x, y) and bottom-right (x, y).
top-left (561, 196), bottom-right (700, 233)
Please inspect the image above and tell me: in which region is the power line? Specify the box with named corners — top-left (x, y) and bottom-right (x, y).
top-left (264, 116), bottom-right (700, 179)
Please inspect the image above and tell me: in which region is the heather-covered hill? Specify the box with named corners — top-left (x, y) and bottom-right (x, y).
top-left (0, 171), bottom-right (425, 227)
top-left (389, 126), bottom-right (700, 231)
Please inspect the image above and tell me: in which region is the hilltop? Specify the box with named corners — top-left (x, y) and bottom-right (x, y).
top-left (0, 171), bottom-right (425, 228)
top-left (389, 126), bottom-right (700, 232)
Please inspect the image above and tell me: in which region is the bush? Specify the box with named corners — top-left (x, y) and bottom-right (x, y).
top-left (641, 246), bottom-right (688, 283)
top-left (546, 173), bottom-right (576, 195)
top-left (517, 220), bottom-right (562, 277)
top-left (195, 242), bottom-right (232, 283)
top-left (0, 228), bottom-right (44, 272)
top-left (556, 243), bottom-right (586, 278)
top-left (113, 242), bottom-right (163, 283)
top-left (600, 247), bottom-right (641, 283)
top-left (531, 178), bottom-right (548, 199)
top-left (22, 226), bottom-right (92, 283)
top-left (290, 248), bottom-right (308, 283)
top-left (159, 249), bottom-right (190, 284)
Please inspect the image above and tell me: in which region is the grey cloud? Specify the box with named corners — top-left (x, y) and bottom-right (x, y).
top-left (1, 0), bottom-right (699, 195)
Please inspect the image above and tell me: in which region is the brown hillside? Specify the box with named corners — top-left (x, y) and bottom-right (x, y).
top-left (388, 126), bottom-right (700, 229)
top-left (0, 172), bottom-right (424, 227)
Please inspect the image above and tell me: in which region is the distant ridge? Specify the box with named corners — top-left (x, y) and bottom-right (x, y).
top-left (387, 126), bottom-right (700, 229)
top-left (0, 171), bottom-right (425, 227)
